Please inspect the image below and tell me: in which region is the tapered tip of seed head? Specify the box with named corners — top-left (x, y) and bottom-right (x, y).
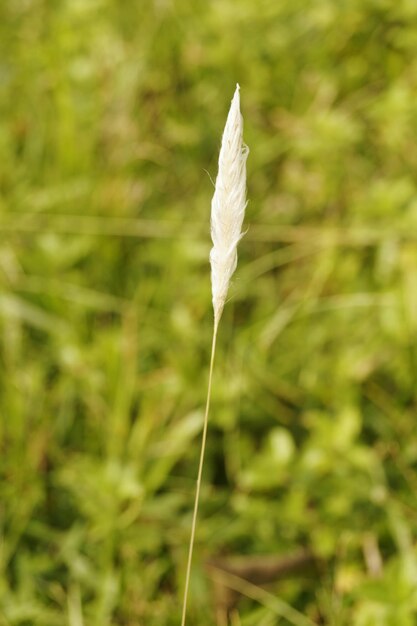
top-left (232, 84), bottom-right (240, 105)
top-left (227, 85), bottom-right (241, 130)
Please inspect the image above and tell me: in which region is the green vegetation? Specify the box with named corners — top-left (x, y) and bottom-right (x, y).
top-left (2, 0), bottom-right (417, 624)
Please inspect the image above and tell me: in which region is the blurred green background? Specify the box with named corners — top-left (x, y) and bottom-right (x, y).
top-left (2, 0), bottom-right (417, 624)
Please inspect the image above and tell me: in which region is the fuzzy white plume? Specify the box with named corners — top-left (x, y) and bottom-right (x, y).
top-left (210, 84), bottom-right (249, 326)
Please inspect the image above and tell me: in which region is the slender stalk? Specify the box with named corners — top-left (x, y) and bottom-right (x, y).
top-left (180, 320), bottom-right (219, 626)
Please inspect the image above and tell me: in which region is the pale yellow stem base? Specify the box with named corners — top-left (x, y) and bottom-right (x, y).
top-left (180, 321), bottom-right (219, 626)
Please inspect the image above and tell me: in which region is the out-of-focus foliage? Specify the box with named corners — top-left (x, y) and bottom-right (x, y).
top-left (2, 0), bottom-right (417, 624)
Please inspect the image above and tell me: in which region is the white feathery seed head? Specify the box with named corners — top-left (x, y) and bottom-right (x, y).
top-left (210, 84), bottom-right (249, 327)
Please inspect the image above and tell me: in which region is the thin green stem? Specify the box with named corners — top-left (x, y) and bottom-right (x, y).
top-left (181, 320), bottom-right (219, 626)
top-left (207, 566), bottom-right (316, 626)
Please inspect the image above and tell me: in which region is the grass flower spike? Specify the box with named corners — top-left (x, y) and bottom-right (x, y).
top-left (181, 85), bottom-right (248, 626)
top-left (210, 84), bottom-right (249, 328)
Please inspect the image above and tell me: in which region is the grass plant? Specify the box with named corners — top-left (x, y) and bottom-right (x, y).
top-left (181, 84), bottom-right (248, 626)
